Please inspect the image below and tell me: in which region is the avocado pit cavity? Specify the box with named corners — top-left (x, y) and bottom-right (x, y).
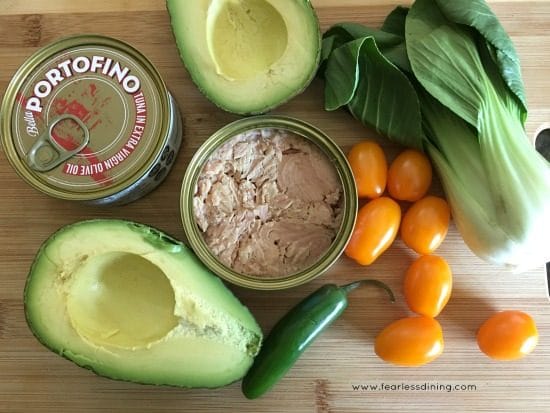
top-left (66, 252), bottom-right (178, 349)
top-left (64, 250), bottom-right (259, 354)
top-left (206, 0), bottom-right (288, 80)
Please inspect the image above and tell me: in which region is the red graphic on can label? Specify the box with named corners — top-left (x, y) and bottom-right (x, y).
top-left (62, 90), bottom-right (147, 178)
top-left (51, 82), bottom-right (112, 183)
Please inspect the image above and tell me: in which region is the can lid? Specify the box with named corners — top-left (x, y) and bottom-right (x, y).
top-left (1, 35), bottom-right (170, 201)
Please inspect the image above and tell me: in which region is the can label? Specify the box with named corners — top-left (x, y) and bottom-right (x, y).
top-left (10, 40), bottom-right (168, 196)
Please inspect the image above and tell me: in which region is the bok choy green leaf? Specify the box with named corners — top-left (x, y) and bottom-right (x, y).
top-left (322, 22), bottom-right (424, 149)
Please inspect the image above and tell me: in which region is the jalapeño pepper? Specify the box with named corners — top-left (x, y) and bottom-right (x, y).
top-left (242, 279), bottom-right (394, 399)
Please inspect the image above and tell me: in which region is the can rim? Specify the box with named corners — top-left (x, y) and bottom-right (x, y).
top-left (0, 34), bottom-right (171, 201)
top-left (180, 115), bottom-right (358, 290)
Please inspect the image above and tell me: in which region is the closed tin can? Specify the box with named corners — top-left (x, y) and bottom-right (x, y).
top-left (0, 35), bottom-right (182, 205)
top-left (181, 116), bottom-right (358, 290)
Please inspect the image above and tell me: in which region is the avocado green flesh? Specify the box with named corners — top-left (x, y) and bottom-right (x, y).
top-left (24, 220), bottom-right (262, 387)
top-left (167, 0), bottom-right (321, 114)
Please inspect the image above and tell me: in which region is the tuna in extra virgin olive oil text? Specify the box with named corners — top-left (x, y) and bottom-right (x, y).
top-left (25, 55), bottom-right (141, 113)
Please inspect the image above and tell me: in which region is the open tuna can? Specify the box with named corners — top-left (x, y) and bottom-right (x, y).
top-left (181, 116), bottom-right (357, 290)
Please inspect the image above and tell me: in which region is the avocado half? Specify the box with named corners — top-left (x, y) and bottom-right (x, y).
top-left (24, 219), bottom-right (262, 387)
top-left (166, 0), bottom-right (321, 114)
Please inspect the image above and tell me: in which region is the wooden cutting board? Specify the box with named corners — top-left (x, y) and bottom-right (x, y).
top-left (0, 1), bottom-right (548, 412)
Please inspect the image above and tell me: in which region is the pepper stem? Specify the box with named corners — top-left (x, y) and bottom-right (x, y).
top-left (341, 279), bottom-right (395, 302)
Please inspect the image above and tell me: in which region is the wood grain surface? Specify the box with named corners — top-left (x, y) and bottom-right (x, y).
top-left (0, 1), bottom-right (549, 412)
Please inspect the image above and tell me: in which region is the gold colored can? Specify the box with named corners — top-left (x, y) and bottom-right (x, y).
top-left (0, 35), bottom-right (182, 205)
top-left (181, 116), bottom-right (358, 290)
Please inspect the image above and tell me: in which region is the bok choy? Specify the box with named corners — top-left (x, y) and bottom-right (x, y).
top-left (320, 0), bottom-right (550, 271)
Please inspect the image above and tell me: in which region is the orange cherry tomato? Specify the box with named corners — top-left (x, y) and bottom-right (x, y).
top-left (347, 140), bottom-right (387, 199)
top-left (387, 149), bottom-right (432, 202)
top-left (375, 316), bottom-right (444, 366)
top-left (477, 311), bottom-right (538, 361)
top-left (345, 197), bottom-right (401, 265)
top-left (401, 196), bottom-right (450, 254)
top-left (403, 255), bottom-right (452, 317)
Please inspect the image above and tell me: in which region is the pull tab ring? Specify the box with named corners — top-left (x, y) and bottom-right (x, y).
top-left (26, 114), bottom-right (90, 172)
